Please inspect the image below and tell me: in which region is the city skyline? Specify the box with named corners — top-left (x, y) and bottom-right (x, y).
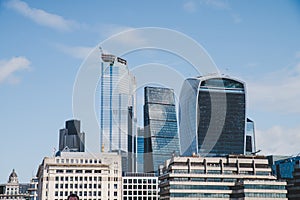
top-left (1, 0), bottom-right (300, 182)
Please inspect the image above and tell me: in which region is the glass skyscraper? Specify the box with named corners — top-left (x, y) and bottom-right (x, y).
top-left (99, 52), bottom-right (136, 172)
top-left (179, 75), bottom-right (246, 156)
top-left (245, 118), bottom-right (256, 154)
top-left (59, 119), bottom-right (85, 152)
top-left (144, 86), bottom-right (180, 174)
top-left (137, 127), bottom-right (144, 173)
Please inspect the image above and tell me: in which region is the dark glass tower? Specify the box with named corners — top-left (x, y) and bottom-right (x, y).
top-left (144, 86), bottom-right (180, 174)
top-left (59, 119), bottom-right (85, 152)
top-left (179, 75), bottom-right (246, 156)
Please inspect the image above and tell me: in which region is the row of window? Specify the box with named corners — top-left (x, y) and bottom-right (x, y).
top-left (56, 159), bottom-right (102, 164)
top-left (123, 179), bottom-right (156, 184)
top-left (123, 190), bottom-right (158, 196)
top-left (54, 183), bottom-right (118, 189)
top-left (56, 169), bottom-right (115, 174)
top-left (123, 185), bottom-right (156, 190)
top-left (54, 191), bottom-right (118, 197)
top-left (55, 176), bottom-right (119, 182)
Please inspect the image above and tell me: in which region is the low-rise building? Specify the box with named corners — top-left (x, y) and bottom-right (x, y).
top-left (0, 169), bottom-right (30, 200)
top-left (37, 152), bottom-right (122, 200)
top-left (122, 172), bottom-right (159, 200)
top-left (159, 155), bottom-right (287, 200)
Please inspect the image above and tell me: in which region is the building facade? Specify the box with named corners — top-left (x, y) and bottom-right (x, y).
top-left (137, 128), bottom-right (144, 173)
top-left (99, 52), bottom-right (137, 172)
top-left (59, 119), bottom-right (85, 152)
top-left (0, 169), bottom-right (30, 200)
top-left (144, 86), bottom-right (180, 174)
top-left (159, 155), bottom-right (287, 200)
top-left (288, 160), bottom-right (300, 200)
top-left (122, 172), bottom-right (159, 200)
top-left (245, 118), bottom-right (256, 155)
top-left (36, 152), bottom-right (122, 200)
top-left (269, 155), bottom-right (300, 200)
top-left (179, 75), bottom-right (246, 156)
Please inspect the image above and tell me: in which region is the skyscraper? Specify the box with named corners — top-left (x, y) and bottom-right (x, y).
top-left (99, 51), bottom-right (136, 172)
top-left (144, 86), bottom-right (180, 174)
top-left (179, 75), bottom-right (246, 156)
top-left (59, 119), bottom-right (85, 152)
top-left (245, 118), bottom-right (256, 154)
top-left (137, 127), bottom-right (144, 173)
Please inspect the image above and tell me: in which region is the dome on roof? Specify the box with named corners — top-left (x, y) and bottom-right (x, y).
top-left (8, 169), bottom-right (19, 183)
top-left (9, 169), bottom-right (17, 178)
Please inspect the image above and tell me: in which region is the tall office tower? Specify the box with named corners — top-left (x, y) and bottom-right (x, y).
top-left (59, 119), bottom-right (85, 152)
top-left (245, 118), bottom-right (256, 154)
top-left (179, 75), bottom-right (246, 156)
top-left (144, 86), bottom-right (180, 174)
top-left (137, 127), bottom-right (144, 172)
top-left (99, 51), bottom-right (137, 172)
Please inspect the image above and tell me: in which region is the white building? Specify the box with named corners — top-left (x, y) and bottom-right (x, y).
top-left (122, 172), bottom-right (159, 200)
top-left (159, 155), bottom-right (287, 200)
top-left (37, 152), bottom-right (122, 200)
top-left (0, 169), bottom-right (30, 200)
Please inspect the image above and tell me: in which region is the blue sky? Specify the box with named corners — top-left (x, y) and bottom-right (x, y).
top-left (0, 0), bottom-right (300, 182)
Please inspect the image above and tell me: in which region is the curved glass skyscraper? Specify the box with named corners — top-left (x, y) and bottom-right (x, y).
top-left (99, 53), bottom-right (136, 172)
top-left (179, 75), bottom-right (246, 156)
top-left (144, 86), bottom-right (180, 174)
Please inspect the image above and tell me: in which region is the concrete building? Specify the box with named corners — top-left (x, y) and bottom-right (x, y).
top-left (159, 155), bottom-right (287, 199)
top-left (28, 177), bottom-right (38, 200)
top-left (36, 152), bottom-right (122, 200)
top-left (122, 172), bottom-right (159, 200)
top-left (0, 169), bottom-right (30, 200)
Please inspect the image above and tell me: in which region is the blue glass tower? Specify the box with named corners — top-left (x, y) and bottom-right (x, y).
top-left (137, 127), bottom-right (144, 172)
top-left (179, 75), bottom-right (246, 156)
top-left (99, 52), bottom-right (137, 172)
top-left (144, 86), bottom-right (180, 174)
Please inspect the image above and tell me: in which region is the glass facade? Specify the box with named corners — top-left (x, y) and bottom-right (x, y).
top-left (137, 128), bottom-right (144, 173)
top-left (99, 56), bottom-right (136, 172)
top-left (179, 76), bottom-right (246, 156)
top-left (144, 87), bottom-right (180, 174)
top-left (245, 118), bottom-right (256, 154)
top-left (59, 120), bottom-right (85, 152)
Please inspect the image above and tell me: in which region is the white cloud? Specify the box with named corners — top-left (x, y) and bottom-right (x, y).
top-left (295, 51), bottom-right (300, 58)
top-left (6, 0), bottom-right (78, 32)
top-left (0, 56), bottom-right (31, 84)
top-left (55, 44), bottom-right (94, 59)
top-left (257, 125), bottom-right (300, 155)
top-left (247, 62), bottom-right (300, 114)
top-left (183, 1), bottom-right (197, 13)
